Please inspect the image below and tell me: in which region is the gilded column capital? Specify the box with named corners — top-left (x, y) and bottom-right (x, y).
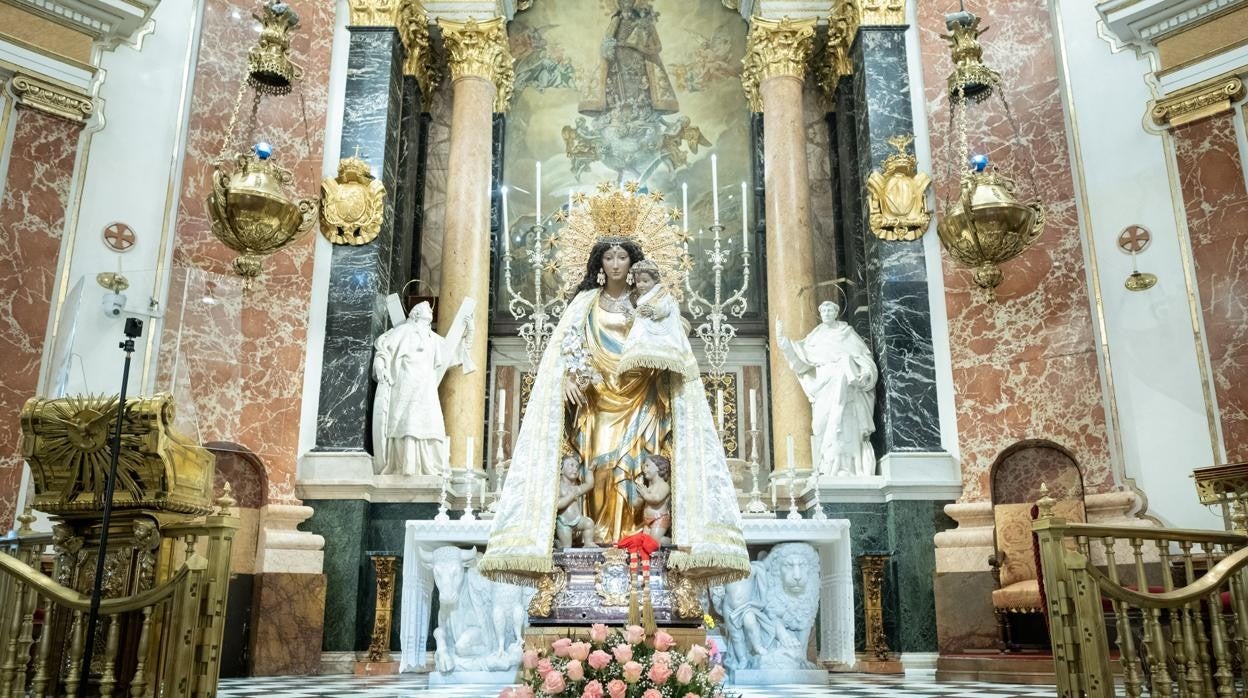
top-left (742, 16), bottom-right (817, 112)
top-left (818, 0), bottom-right (860, 95)
top-left (437, 16), bottom-right (515, 113)
top-left (10, 73), bottom-right (93, 123)
top-left (348, 0), bottom-right (399, 26)
top-left (1150, 76), bottom-right (1244, 129)
top-left (398, 1), bottom-right (441, 101)
top-left (859, 0), bottom-right (905, 26)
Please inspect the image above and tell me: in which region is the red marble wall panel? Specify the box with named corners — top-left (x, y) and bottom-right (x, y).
top-left (917, 0), bottom-right (1113, 501)
top-left (1174, 112), bottom-right (1248, 463)
top-left (0, 108), bottom-right (81, 528)
top-left (170, 1), bottom-right (333, 504)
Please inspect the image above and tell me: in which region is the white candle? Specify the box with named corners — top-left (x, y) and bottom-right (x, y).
top-left (501, 186), bottom-right (510, 252)
top-left (466, 436), bottom-right (474, 470)
top-left (498, 389), bottom-right (506, 424)
top-left (749, 388), bottom-right (757, 427)
top-left (711, 154), bottom-right (720, 225)
top-left (535, 161), bottom-right (542, 222)
top-left (716, 390), bottom-right (724, 430)
top-left (681, 182), bottom-right (688, 232)
top-left (741, 181), bottom-right (749, 248)
top-left (786, 434), bottom-right (795, 472)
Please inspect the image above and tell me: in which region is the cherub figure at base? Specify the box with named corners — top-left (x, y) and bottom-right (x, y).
top-left (636, 455), bottom-right (672, 544)
top-left (555, 454), bottom-right (596, 548)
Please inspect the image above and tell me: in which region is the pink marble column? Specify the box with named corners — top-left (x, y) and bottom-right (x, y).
top-left (0, 107), bottom-right (81, 529)
top-left (917, 0), bottom-right (1113, 501)
top-left (436, 17), bottom-right (511, 471)
top-left (1174, 111), bottom-right (1248, 463)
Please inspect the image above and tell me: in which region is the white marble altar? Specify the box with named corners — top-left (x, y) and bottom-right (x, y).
top-left (400, 517), bottom-right (854, 675)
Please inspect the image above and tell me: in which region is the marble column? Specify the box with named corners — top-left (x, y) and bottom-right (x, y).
top-left (744, 17), bottom-right (818, 471)
top-left (849, 26), bottom-right (941, 454)
top-left (436, 17), bottom-right (513, 471)
top-left (313, 27), bottom-right (410, 452)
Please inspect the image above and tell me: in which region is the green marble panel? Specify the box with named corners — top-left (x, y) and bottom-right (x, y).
top-left (887, 500), bottom-right (954, 653)
top-left (365, 503), bottom-right (442, 650)
top-left (301, 499), bottom-right (369, 651)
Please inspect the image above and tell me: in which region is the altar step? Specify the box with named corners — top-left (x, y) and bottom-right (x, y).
top-left (935, 651), bottom-right (1123, 684)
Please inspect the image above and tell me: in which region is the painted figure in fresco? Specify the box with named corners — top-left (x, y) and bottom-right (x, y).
top-left (371, 301), bottom-right (474, 476)
top-left (579, 0), bottom-right (679, 116)
top-left (777, 301), bottom-right (878, 477)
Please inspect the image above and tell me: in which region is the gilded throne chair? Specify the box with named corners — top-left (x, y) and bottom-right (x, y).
top-left (987, 441), bottom-right (1086, 651)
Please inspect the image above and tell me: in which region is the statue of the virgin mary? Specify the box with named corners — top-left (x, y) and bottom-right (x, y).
top-left (479, 185), bottom-right (749, 586)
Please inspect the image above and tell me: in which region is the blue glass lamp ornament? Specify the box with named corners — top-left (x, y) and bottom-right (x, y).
top-left (970, 154), bottom-right (989, 172)
top-left (253, 142), bottom-right (273, 160)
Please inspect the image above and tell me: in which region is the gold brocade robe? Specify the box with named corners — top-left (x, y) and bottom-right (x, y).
top-left (571, 303), bottom-right (673, 544)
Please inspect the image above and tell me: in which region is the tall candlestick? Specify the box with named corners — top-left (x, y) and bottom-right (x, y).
top-left (681, 182), bottom-right (688, 232)
top-left (501, 186), bottom-right (510, 253)
top-left (711, 154), bottom-right (720, 225)
top-left (786, 434), bottom-right (795, 471)
top-left (716, 389), bottom-right (724, 431)
top-left (497, 389), bottom-right (506, 424)
top-left (466, 436), bottom-right (474, 470)
top-left (535, 161), bottom-right (542, 222)
top-left (741, 181), bottom-right (749, 248)
top-left (749, 388), bottom-right (757, 427)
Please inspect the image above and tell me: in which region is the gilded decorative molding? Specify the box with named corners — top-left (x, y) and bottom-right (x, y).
top-left (741, 16), bottom-right (816, 112)
top-left (397, 1), bottom-right (440, 99)
top-left (859, 0), bottom-right (905, 25)
top-left (10, 73), bottom-right (93, 122)
top-left (438, 16), bottom-right (515, 112)
top-left (348, 0), bottom-right (399, 26)
top-left (1150, 76), bottom-right (1244, 128)
top-left (818, 0), bottom-right (859, 94)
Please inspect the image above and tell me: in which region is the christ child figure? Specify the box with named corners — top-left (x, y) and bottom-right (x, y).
top-left (617, 259), bottom-right (696, 380)
top-left (636, 455), bottom-right (672, 544)
top-left (555, 454), bottom-right (596, 548)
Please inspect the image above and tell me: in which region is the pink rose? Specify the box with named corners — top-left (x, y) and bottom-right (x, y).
top-left (552, 638), bottom-right (573, 658)
top-left (684, 694), bottom-right (700, 698)
top-left (497, 688), bottom-right (515, 698)
top-left (647, 661), bottom-right (673, 685)
top-left (589, 623), bottom-right (609, 643)
top-left (588, 650), bottom-right (612, 671)
top-left (569, 641), bottom-right (591, 662)
top-left (653, 630), bottom-right (676, 651)
top-left (541, 670), bottom-right (567, 695)
top-left (675, 663), bottom-right (694, 684)
top-left (515, 687), bottom-right (535, 698)
top-left (651, 651), bottom-right (671, 667)
top-left (623, 625), bottom-right (646, 644)
top-left (708, 664), bottom-right (727, 684)
top-left (606, 680), bottom-right (627, 698)
top-left (537, 658), bottom-right (554, 677)
top-left (622, 661), bottom-right (644, 684)
top-left (582, 680), bottom-right (604, 698)
top-left (686, 644), bottom-right (709, 667)
top-left (522, 650), bottom-right (540, 669)
top-left (611, 644), bottom-right (633, 663)
top-left (566, 660), bottom-right (585, 682)
top-left (642, 690), bottom-right (662, 698)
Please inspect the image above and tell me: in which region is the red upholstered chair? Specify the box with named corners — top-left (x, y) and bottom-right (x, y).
top-left (987, 440), bottom-right (1086, 651)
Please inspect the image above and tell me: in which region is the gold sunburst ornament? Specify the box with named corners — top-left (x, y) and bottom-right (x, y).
top-left (554, 182), bottom-right (692, 301)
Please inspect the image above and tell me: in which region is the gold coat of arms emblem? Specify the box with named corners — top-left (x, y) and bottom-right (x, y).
top-left (320, 155), bottom-right (386, 245)
top-left (866, 134), bottom-right (932, 241)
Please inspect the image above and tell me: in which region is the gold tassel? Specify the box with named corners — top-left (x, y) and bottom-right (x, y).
top-left (641, 572), bottom-right (657, 636)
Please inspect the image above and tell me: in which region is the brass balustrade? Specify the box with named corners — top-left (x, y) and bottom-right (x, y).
top-left (0, 501), bottom-right (237, 698)
top-left (1034, 493), bottom-right (1248, 698)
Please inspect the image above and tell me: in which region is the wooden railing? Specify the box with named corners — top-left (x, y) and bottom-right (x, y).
top-left (1034, 493), bottom-right (1248, 697)
top-left (0, 504), bottom-right (237, 698)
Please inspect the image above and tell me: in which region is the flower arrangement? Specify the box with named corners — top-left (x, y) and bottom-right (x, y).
top-left (499, 624), bottom-right (729, 698)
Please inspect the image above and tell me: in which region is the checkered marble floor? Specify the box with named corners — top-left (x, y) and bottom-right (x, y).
top-left (217, 674), bottom-right (1065, 697)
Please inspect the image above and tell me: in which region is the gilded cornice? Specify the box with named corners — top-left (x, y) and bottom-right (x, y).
top-left (348, 0), bottom-right (398, 26)
top-left (397, 1), bottom-right (440, 100)
top-left (859, 0), bottom-right (904, 25)
top-left (438, 16), bottom-right (515, 112)
top-left (11, 72), bottom-right (93, 122)
top-left (741, 16), bottom-right (816, 112)
top-left (1150, 76), bottom-right (1244, 127)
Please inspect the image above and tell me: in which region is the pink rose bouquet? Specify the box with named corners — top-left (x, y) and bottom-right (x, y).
top-left (499, 626), bottom-right (732, 698)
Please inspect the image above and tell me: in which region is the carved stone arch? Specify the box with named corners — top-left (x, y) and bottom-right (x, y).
top-left (989, 439), bottom-right (1085, 507)
top-left (207, 441), bottom-right (267, 510)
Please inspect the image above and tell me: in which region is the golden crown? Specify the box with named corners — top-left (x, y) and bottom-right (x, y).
top-left (336, 155), bottom-right (373, 181)
top-left (553, 181), bottom-right (692, 300)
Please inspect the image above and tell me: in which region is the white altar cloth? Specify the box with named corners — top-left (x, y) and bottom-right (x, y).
top-left (399, 517), bottom-right (855, 671)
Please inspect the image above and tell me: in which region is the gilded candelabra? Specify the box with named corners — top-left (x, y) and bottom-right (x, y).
top-left (502, 220), bottom-right (565, 372)
top-left (684, 222), bottom-right (751, 380)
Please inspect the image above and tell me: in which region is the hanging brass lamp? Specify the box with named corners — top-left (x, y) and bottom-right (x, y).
top-left (935, 6), bottom-right (1045, 290)
top-left (206, 0), bottom-right (315, 285)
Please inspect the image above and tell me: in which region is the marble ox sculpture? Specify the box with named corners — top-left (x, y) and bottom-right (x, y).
top-left (419, 545), bottom-right (530, 674)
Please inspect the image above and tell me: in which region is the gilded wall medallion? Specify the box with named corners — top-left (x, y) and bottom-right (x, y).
top-left (866, 134), bottom-right (931, 241)
top-left (320, 155), bottom-right (386, 245)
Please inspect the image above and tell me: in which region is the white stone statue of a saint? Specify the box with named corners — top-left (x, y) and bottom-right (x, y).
top-left (372, 298), bottom-right (475, 476)
top-left (776, 301), bottom-right (877, 477)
